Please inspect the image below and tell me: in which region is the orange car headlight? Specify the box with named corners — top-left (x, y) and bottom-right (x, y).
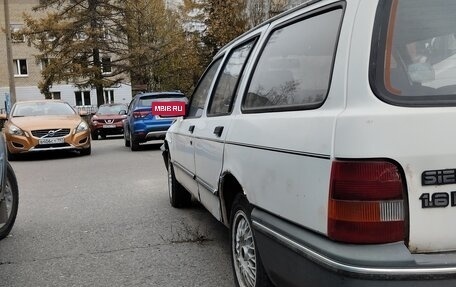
top-left (75, 121), bottom-right (89, 134)
top-left (8, 124), bottom-right (25, 136)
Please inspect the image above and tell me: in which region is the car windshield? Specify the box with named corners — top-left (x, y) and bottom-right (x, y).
top-left (12, 101), bottom-right (76, 117)
top-left (97, 105), bottom-right (126, 115)
top-left (373, 0), bottom-right (456, 104)
top-left (139, 94), bottom-right (187, 107)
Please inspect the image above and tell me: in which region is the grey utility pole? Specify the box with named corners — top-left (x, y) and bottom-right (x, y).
top-left (3, 0), bottom-right (17, 106)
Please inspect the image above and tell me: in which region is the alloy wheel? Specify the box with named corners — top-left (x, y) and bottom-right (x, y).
top-left (232, 210), bottom-right (257, 287)
top-left (1, 175), bottom-right (13, 229)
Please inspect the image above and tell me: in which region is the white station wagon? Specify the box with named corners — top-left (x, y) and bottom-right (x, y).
top-left (162, 0), bottom-right (456, 286)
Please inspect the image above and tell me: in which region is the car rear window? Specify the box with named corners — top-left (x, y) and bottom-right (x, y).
top-left (139, 94), bottom-right (187, 107)
top-left (371, 0), bottom-right (456, 106)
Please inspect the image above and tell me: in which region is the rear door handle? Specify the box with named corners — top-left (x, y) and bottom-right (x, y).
top-left (213, 126), bottom-right (224, 137)
top-left (188, 125), bottom-right (195, 134)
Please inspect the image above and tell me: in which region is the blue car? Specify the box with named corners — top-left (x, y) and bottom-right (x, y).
top-left (123, 92), bottom-right (188, 151)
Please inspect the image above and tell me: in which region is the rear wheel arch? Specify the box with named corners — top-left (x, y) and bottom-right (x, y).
top-left (219, 173), bottom-right (245, 227)
top-left (223, 176), bottom-right (274, 287)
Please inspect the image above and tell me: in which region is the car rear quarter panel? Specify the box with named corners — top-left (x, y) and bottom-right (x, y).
top-left (336, 0), bottom-right (456, 253)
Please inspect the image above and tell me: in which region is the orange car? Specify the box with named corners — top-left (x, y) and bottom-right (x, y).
top-left (1, 100), bottom-right (91, 160)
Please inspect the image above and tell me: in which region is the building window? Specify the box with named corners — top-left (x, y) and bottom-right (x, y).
top-left (102, 57), bottom-right (112, 74)
top-left (104, 90), bottom-right (114, 104)
top-left (13, 59), bottom-right (28, 76)
top-left (41, 58), bottom-right (48, 70)
top-left (75, 91), bottom-right (91, 106)
top-left (40, 58), bottom-right (53, 70)
top-left (10, 24), bottom-right (24, 43)
top-left (45, 92), bottom-right (61, 100)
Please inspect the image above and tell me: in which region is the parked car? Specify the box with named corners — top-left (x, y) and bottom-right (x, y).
top-left (123, 91), bottom-right (188, 151)
top-left (0, 133), bottom-right (19, 240)
top-left (1, 100), bottom-right (91, 160)
top-left (90, 103), bottom-right (127, 140)
top-left (162, 0), bottom-right (456, 286)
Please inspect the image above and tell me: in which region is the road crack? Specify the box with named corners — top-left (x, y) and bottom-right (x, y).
top-left (0, 238), bottom-right (214, 266)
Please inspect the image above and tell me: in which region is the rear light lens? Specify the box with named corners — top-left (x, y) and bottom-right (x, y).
top-left (328, 160), bottom-right (405, 244)
top-left (133, 110), bottom-right (149, 119)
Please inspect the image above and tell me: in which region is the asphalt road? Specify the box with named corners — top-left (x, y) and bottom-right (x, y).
top-left (0, 137), bottom-right (233, 287)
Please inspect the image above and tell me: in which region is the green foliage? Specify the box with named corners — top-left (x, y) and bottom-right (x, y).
top-left (203, 0), bottom-right (248, 57)
top-left (22, 0), bottom-right (204, 100)
top-left (22, 0), bottom-right (129, 105)
top-left (180, 0), bottom-right (249, 72)
top-left (124, 0), bottom-right (201, 96)
top-left (21, 0), bottom-right (262, 101)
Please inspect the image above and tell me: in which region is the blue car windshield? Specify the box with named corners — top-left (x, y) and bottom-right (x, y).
top-left (139, 95), bottom-right (187, 107)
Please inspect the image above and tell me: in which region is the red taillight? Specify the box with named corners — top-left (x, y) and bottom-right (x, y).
top-left (133, 110), bottom-right (149, 119)
top-left (328, 160), bottom-right (405, 244)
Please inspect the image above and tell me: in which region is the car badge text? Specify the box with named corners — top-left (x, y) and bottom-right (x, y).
top-left (422, 169), bottom-right (456, 186)
top-left (421, 169), bottom-right (456, 209)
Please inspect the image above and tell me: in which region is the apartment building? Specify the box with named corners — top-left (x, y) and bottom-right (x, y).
top-left (0, 0), bottom-right (132, 111)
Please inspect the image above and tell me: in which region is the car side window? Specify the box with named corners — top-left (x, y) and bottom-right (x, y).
top-left (188, 58), bottom-right (223, 118)
top-left (207, 40), bottom-right (256, 116)
top-left (243, 8), bottom-right (343, 112)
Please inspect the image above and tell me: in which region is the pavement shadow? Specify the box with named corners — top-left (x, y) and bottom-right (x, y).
top-left (129, 141), bottom-right (163, 152)
top-left (93, 135), bottom-right (124, 141)
top-left (9, 150), bottom-right (82, 162)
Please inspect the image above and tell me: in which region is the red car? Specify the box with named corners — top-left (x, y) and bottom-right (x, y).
top-left (90, 103), bottom-right (127, 140)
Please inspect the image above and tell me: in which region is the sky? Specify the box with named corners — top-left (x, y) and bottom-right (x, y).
top-left (165, 0), bottom-right (183, 9)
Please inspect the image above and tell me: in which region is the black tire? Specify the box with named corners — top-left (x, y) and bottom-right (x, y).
top-left (124, 129), bottom-right (130, 147)
top-left (80, 145), bottom-right (91, 156)
top-left (130, 132), bottom-right (140, 151)
top-left (91, 131), bottom-right (98, 140)
top-left (0, 162), bottom-right (19, 240)
top-left (167, 155), bottom-right (191, 208)
top-left (230, 194), bottom-right (272, 287)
